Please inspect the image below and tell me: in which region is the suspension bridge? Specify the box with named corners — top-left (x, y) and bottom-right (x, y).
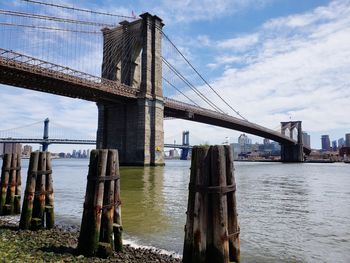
top-left (0, 1), bottom-right (310, 165)
top-left (0, 118), bottom-right (192, 159)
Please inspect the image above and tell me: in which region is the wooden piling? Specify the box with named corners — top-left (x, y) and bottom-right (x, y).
top-left (14, 154), bottom-right (22, 214)
top-left (32, 152), bottom-right (46, 229)
top-left (113, 150), bottom-right (123, 252)
top-left (78, 149), bottom-right (108, 256)
top-left (5, 153), bottom-right (18, 215)
top-left (225, 147), bottom-right (240, 263)
top-left (183, 145), bottom-right (240, 263)
top-left (0, 154), bottom-right (11, 215)
top-left (45, 152), bottom-right (54, 229)
top-left (19, 152), bottom-right (39, 229)
top-left (99, 150), bottom-right (117, 256)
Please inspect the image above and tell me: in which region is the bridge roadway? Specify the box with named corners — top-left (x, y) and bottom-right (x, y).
top-left (0, 138), bottom-right (190, 150)
top-left (0, 48), bottom-right (311, 154)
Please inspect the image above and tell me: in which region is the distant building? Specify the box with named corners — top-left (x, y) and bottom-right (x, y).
top-left (263, 138), bottom-right (270, 145)
top-left (302, 132), bottom-right (311, 148)
top-left (331, 140), bottom-right (337, 151)
top-left (22, 145), bottom-right (32, 157)
top-left (346, 133), bottom-right (350, 147)
top-left (169, 149), bottom-right (179, 158)
top-left (238, 134), bottom-right (252, 153)
top-left (230, 143), bottom-right (241, 160)
top-left (321, 135), bottom-right (330, 151)
top-left (338, 138), bottom-right (345, 148)
top-left (0, 143), bottom-right (3, 156)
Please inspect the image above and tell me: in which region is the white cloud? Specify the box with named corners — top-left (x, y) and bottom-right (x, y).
top-left (165, 1), bottom-right (350, 148)
top-left (218, 33), bottom-right (259, 51)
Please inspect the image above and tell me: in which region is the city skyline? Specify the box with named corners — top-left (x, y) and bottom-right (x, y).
top-left (0, 0), bottom-right (349, 151)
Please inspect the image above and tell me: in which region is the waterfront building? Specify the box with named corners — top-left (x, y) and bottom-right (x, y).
top-left (238, 133), bottom-right (252, 153)
top-left (230, 143), bottom-right (241, 160)
top-left (338, 138), bottom-right (345, 148)
top-left (321, 135), bottom-right (330, 151)
top-left (346, 133), bottom-right (350, 147)
top-left (302, 132), bottom-right (311, 148)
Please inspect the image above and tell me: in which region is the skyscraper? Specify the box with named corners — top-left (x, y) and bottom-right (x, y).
top-left (331, 140), bottom-right (337, 151)
top-left (302, 132), bottom-right (311, 148)
top-left (338, 138), bottom-right (345, 148)
top-left (321, 135), bottom-right (330, 151)
top-left (346, 133), bottom-right (350, 147)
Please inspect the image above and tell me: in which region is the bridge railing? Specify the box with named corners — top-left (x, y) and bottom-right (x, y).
top-left (0, 48), bottom-right (138, 97)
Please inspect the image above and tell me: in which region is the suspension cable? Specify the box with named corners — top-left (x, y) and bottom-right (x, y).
top-left (163, 58), bottom-right (225, 113)
top-left (163, 77), bottom-right (199, 106)
top-left (21, 0), bottom-right (136, 19)
top-left (0, 22), bottom-right (100, 34)
top-left (162, 31), bottom-right (248, 121)
top-left (0, 9), bottom-right (117, 27)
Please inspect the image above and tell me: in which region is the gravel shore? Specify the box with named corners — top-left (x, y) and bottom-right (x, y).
top-left (0, 216), bottom-right (181, 262)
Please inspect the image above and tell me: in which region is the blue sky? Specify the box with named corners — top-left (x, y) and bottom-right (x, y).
top-left (0, 0), bottom-right (349, 152)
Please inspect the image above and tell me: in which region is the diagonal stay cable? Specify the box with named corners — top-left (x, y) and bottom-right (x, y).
top-left (162, 31), bottom-right (248, 121)
top-left (162, 58), bottom-right (225, 113)
top-left (162, 77), bottom-right (199, 106)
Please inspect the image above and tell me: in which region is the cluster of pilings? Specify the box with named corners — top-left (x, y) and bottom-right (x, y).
top-left (0, 153), bottom-right (21, 215)
top-left (77, 149), bottom-right (122, 258)
top-left (0, 145), bottom-right (240, 262)
top-left (19, 151), bottom-right (54, 230)
top-left (183, 145), bottom-right (240, 263)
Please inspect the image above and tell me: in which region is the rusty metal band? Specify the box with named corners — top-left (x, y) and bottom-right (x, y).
top-left (83, 199), bottom-right (121, 211)
top-left (87, 175), bottom-right (120, 181)
top-left (31, 170), bottom-right (52, 175)
top-left (101, 199), bottom-right (122, 210)
top-left (25, 190), bottom-right (54, 196)
top-left (188, 183), bottom-right (236, 194)
top-left (2, 166), bottom-right (21, 172)
top-left (227, 230), bottom-right (240, 238)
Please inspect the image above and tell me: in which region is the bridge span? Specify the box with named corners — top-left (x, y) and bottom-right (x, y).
top-left (0, 48), bottom-right (309, 152)
top-left (0, 12), bottom-right (309, 165)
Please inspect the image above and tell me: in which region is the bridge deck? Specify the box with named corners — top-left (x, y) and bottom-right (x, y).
top-left (0, 48), bottom-right (137, 101)
top-left (0, 48), bottom-right (311, 153)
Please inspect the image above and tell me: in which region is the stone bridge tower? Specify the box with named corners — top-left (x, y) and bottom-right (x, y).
top-left (280, 121), bottom-right (304, 162)
top-left (96, 13), bottom-right (164, 166)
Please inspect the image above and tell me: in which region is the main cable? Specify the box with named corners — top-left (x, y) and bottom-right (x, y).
top-left (21, 0), bottom-right (135, 19)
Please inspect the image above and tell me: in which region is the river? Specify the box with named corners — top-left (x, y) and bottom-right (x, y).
top-left (1, 158), bottom-right (349, 262)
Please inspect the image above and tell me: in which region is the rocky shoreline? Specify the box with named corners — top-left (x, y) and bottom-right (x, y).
top-left (0, 216), bottom-right (181, 262)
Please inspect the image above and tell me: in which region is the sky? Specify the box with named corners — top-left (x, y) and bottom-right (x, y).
top-left (0, 0), bottom-right (349, 152)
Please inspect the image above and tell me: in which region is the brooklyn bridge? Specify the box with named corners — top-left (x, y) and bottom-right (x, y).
top-left (0, 1), bottom-right (311, 165)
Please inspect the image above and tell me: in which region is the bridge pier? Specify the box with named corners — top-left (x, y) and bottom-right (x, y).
top-left (280, 121), bottom-right (304, 162)
top-left (97, 13), bottom-right (164, 166)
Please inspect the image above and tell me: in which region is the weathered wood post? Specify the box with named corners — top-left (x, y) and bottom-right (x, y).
top-left (14, 154), bottom-right (22, 214)
top-left (78, 149), bottom-right (107, 256)
top-left (113, 150), bottom-right (122, 252)
top-left (78, 149), bottom-right (122, 257)
top-left (183, 145), bottom-right (240, 263)
top-left (0, 154), bottom-right (12, 215)
top-left (5, 153), bottom-right (18, 215)
top-left (20, 151), bottom-right (39, 229)
top-left (19, 151), bottom-right (54, 230)
top-left (45, 152), bottom-right (55, 228)
top-left (32, 152), bottom-right (47, 229)
top-left (0, 153), bottom-right (21, 215)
